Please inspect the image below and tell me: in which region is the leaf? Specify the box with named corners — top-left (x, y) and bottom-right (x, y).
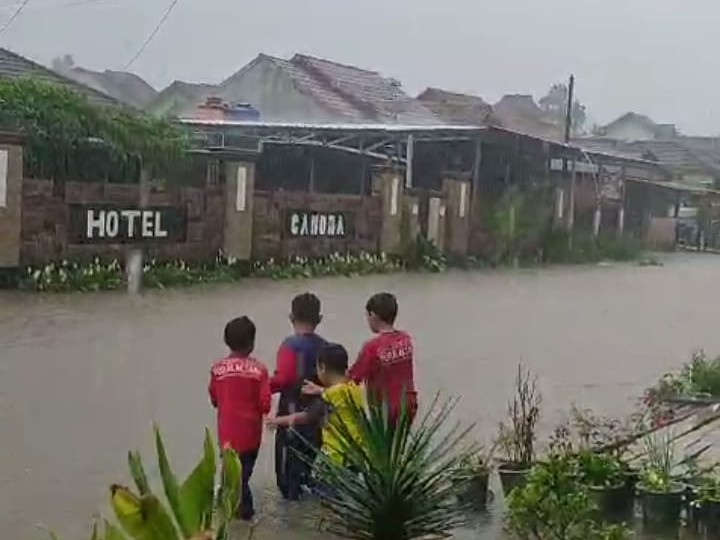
top-left (178, 428), bottom-right (217, 533)
top-left (218, 447), bottom-right (242, 525)
top-left (110, 485), bottom-right (179, 540)
top-left (128, 451), bottom-right (151, 496)
top-left (102, 520), bottom-right (129, 540)
top-left (154, 427), bottom-right (190, 538)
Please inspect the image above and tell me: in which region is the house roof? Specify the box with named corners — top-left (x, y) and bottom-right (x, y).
top-left (577, 137), bottom-right (720, 176)
top-left (0, 47), bottom-right (119, 107)
top-left (602, 112), bottom-right (677, 139)
top-left (416, 87), bottom-right (494, 125)
top-left (65, 67), bottom-right (157, 108)
top-left (214, 53), bottom-right (440, 124)
top-left (492, 94), bottom-right (563, 141)
top-left (147, 80), bottom-right (217, 117)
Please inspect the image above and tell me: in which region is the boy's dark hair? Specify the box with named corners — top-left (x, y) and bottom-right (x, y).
top-left (224, 316), bottom-right (256, 353)
top-left (366, 292), bottom-right (398, 324)
top-left (291, 292), bottom-right (321, 325)
top-left (318, 343), bottom-right (349, 375)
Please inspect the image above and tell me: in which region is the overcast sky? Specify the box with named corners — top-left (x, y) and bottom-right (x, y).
top-left (1, 0), bottom-right (718, 134)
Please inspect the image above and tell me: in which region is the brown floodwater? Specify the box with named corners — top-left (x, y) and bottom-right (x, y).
top-left (2, 253), bottom-right (720, 540)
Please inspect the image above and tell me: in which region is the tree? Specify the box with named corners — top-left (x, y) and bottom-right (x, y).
top-left (51, 54), bottom-right (75, 73)
top-left (539, 83), bottom-right (587, 136)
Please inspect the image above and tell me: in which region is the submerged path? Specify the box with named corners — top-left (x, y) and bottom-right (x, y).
top-left (2, 254), bottom-right (720, 540)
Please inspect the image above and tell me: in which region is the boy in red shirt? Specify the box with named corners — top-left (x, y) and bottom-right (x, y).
top-left (209, 316), bottom-right (271, 521)
top-left (349, 292), bottom-right (417, 425)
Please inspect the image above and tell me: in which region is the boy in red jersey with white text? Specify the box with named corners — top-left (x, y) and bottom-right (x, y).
top-left (209, 316), bottom-right (271, 521)
top-left (348, 292), bottom-right (417, 425)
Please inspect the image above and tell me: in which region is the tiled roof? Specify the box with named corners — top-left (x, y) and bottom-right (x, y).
top-left (577, 137), bottom-right (720, 175)
top-left (291, 54), bottom-right (439, 124)
top-left (147, 80), bottom-right (217, 117)
top-left (0, 48), bottom-right (119, 107)
top-left (66, 67), bottom-right (157, 108)
top-left (416, 87), bottom-right (494, 125)
top-left (492, 94), bottom-right (563, 141)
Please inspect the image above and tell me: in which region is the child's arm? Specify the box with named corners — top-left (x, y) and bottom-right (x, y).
top-left (270, 344), bottom-right (296, 394)
top-left (208, 370), bottom-right (218, 408)
top-left (259, 367), bottom-right (272, 415)
top-left (348, 342), bottom-right (379, 383)
top-left (267, 411), bottom-right (309, 427)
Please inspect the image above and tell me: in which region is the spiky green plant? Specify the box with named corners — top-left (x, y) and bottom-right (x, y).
top-left (313, 394), bottom-right (476, 540)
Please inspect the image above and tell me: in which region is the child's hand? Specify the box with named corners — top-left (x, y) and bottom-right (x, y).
top-left (302, 380), bottom-right (324, 396)
top-left (265, 417), bottom-right (279, 430)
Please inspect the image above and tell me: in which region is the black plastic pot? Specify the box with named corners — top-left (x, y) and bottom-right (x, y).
top-left (498, 463), bottom-right (530, 496)
top-left (457, 472), bottom-right (489, 509)
top-left (700, 499), bottom-right (720, 536)
top-left (638, 482), bottom-right (685, 531)
top-left (587, 481), bottom-right (634, 522)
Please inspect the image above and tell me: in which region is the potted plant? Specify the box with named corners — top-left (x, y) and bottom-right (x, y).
top-left (575, 450), bottom-right (633, 521)
top-left (694, 478), bottom-right (720, 535)
top-left (496, 364), bottom-right (541, 496)
top-left (455, 443), bottom-right (496, 509)
top-left (637, 432), bottom-right (685, 530)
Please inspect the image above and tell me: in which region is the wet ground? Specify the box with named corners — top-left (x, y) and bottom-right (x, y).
top-left (3, 253), bottom-right (720, 539)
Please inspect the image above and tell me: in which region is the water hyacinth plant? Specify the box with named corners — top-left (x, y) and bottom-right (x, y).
top-left (313, 394), bottom-right (477, 540)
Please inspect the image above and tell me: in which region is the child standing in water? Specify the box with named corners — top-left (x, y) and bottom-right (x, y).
top-left (349, 292), bottom-right (417, 425)
top-left (209, 316), bottom-right (271, 521)
top-left (270, 293), bottom-right (327, 500)
top-left (268, 343), bottom-right (363, 496)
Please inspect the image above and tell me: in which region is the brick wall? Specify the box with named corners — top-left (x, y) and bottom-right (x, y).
top-left (20, 179), bottom-right (224, 265)
top-left (252, 190), bottom-right (382, 259)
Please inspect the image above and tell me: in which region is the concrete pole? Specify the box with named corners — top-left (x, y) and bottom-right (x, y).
top-left (127, 167), bottom-right (150, 295)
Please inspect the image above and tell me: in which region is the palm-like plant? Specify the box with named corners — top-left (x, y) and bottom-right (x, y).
top-left (314, 393), bottom-right (476, 540)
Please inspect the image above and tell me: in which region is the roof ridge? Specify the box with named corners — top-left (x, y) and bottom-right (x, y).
top-left (291, 53), bottom-right (379, 75)
top-left (291, 54), bottom-right (380, 120)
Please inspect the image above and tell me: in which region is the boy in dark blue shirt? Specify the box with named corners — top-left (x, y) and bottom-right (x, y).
top-left (270, 292), bottom-right (327, 500)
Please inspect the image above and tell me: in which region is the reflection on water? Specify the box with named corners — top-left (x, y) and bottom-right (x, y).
top-left (3, 254), bottom-right (720, 539)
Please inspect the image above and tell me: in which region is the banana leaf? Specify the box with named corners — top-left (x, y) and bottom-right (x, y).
top-left (110, 485), bottom-right (179, 540)
top-left (155, 426), bottom-right (217, 538)
top-left (178, 430), bottom-right (216, 533)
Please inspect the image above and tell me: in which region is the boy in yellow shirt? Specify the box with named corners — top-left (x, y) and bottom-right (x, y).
top-left (267, 343), bottom-right (363, 471)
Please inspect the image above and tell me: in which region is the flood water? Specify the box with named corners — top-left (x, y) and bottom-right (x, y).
top-left (3, 253), bottom-right (720, 540)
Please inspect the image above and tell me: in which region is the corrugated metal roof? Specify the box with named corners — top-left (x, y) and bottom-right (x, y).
top-left (0, 48), bottom-right (119, 107)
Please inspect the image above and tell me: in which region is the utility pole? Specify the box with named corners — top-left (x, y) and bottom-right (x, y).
top-left (564, 74), bottom-right (575, 143)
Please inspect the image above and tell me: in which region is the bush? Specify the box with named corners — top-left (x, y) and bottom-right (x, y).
top-left (506, 457), bottom-right (632, 540)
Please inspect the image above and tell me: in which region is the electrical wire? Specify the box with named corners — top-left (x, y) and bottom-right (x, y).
top-left (0, 0), bottom-right (30, 35)
top-left (123, 0), bottom-right (179, 70)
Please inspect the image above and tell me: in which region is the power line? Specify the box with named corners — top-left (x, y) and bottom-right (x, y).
top-left (0, 0), bottom-right (30, 36)
top-left (123, 0), bottom-right (179, 70)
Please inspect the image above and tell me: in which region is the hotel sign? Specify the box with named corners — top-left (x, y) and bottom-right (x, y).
top-left (286, 210), bottom-right (351, 238)
top-left (69, 205), bottom-right (186, 244)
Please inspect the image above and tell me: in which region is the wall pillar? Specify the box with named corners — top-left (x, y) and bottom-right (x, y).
top-left (0, 136), bottom-right (23, 267)
top-left (374, 166), bottom-right (404, 255)
top-left (443, 174), bottom-right (471, 256)
top-left (223, 160), bottom-right (255, 260)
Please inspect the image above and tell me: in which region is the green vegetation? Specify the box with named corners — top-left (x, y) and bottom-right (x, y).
top-left (57, 428), bottom-right (241, 540)
top-left (0, 78), bottom-right (188, 182)
top-left (312, 395), bottom-right (476, 540)
top-left (506, 456), bottom-right (631, 540)
top-left (574, 450), bottom-right (625, 488)
top-left (646, 350), bottom-right (720, 402)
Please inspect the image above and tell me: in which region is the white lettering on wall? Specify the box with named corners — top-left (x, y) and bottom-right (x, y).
top-left (82, 209), bottom-right (176, 240)
top-left (87, 209), bottom-right (105, 238)
top-left (288, 211), bottom-right (348, 238)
